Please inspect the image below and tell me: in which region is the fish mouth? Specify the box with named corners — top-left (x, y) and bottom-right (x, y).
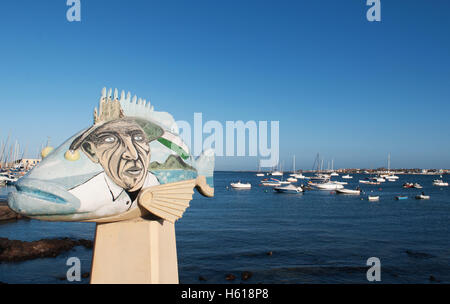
top-left (8, 178), bottom-right (81, 217)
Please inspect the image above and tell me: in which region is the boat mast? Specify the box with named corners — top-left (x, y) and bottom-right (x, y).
top-left (388, 153), bottom-right (391, 173)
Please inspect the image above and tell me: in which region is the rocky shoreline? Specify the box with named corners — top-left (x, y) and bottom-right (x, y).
top-left (0, 200), bottom-right (23, 221)
top-left (0, 237), bottom-right (93, 263)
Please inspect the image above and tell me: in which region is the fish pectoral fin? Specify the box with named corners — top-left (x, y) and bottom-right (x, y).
top-left (137, 179), bottom-right (196, 223)
top-left (195, 175), bottom-right (214, 197)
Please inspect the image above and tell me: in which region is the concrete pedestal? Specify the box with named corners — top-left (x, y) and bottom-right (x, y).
top-left (90, 217), bottom-right (179, 284)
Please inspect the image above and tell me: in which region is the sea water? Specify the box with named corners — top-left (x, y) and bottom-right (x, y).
top-left (1, 173), bottom-right (449, 284)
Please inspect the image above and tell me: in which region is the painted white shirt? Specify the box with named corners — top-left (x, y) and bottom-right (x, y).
top-left (68, 171), bottom-right (159, 218)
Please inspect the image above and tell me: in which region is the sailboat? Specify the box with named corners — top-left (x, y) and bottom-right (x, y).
top-left (287, 156), bottom-right (298, 182)
top-left (330, 159), bottom-right (338, 176)
top-left (380, 153), bottom-right (399, 180)
top-left (256, 159), bottom-right (265, 177)
top-left (269, 162), bottom-right (283, 176)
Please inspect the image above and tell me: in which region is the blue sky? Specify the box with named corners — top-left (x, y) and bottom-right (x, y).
top-left (0, 0), bottom-right (449, 170)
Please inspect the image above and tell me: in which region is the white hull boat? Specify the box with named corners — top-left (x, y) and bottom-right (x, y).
top-left (415, 194), bottom-right (430, 200)
top-left (433, 180), bottom-right (448, 187)
top-left (293, 174), bottom-right (309, 179)
top-left (342, 174), bottom-right (353, 179)
top-left (287, 177), bottom-right (298, 183)
top-left (334, 181), bottom-right (348, 185)
top-left (261, 178), bottom-right (282, 187)
top-left (274, 184), bottom-right (303, 193)
top-left (270, 171), bottom-right (283, 176)
top-left (336, 188), bottom-right (361, 195)
top-left (368, 196), bottom-right (379, 201)
top-left (230, 182), bottom-right (251, 189)
top-left (310, 181), bottom-right (344, 191)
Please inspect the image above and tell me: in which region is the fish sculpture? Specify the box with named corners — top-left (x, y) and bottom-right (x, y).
top-left (8, 88), bottom-right (214, 223)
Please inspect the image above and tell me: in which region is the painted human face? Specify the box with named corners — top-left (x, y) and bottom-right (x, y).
top-left (82, 118), bottom-right (151, 191)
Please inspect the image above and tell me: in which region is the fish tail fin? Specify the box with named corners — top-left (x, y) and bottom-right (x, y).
top-left (195, 149), bottom-right (214, 197)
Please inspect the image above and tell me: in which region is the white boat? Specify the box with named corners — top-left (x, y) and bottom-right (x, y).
top-left (342, 174), bottom-right (352, 179)
top-left (330, 172), bottom-right (339, 177)
top-left (415, 194), bottom-right (430, 200)
top-left (309, 181), bottom-right (344, 190)
top-left (334, 181), bottom-right (348, 185)
top-left (413, 183), bottom-right (423, 189)
top-left (261, 178), bottom-right (282, 187)
top-left (433, 179), bottom-right (448, 186)
top-left (372, 176), bottom-right (386, 183)
top-left (287, 177), bottom-right (297, 183)
top-left (273, 184), bottom-right (303, 193)
top-left (380, 154), bottom-right (399, 180)
top-left (368, 196), bottom-right (379, 201)
top-left (230, 181), bottom-right (251, 189)
top-left (270, 170), bottom-right (283, 176)
top-left (279, 180), bottom-right (291, 185)
top-left (256, 160), bottom-right (265, 176)
top-left (309, 174), bottom-right (330, 181)
top-left (336, 188), bottom-right (361, 195)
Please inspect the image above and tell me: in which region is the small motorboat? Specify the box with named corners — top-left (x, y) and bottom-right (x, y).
top-left (261, 178), bottom-right (282, 187)
top-left (336, 188), bottom-right (361, 195)
top-left (368, 196), bottom-right (379, 201)
top-left (230, 181), bottom-right (251, 189)
top-left (415, 194), bottom-right (430, 200)
top-left (342, 174), bottom-right (353, 179)
top-left (256, 173), bottom-right (265, 177)
top-left (309, 181), bottom-right (344, 190)
top-left (403, 183), bottom-right (414, 189)
top-left (395, 196), bottom-right (408, 200)
top-left (269, 171), bottom-right (283, 176)
top-left (287, 177), bottom-right (298, 183)
top-left (273, 184), bottom-right (303, 193)
top-left (433, 179), bottom-right (449, 187)
top-left (334, 181), bottom-right (348, 185)
top-left (279, 181), bottom-right (291, 185)
top-left (372, 176), bottom-right (386, 183)
top-left (413, 183), bottom-right (423, 189)
top-left (360, 180), bottom-right (380, 185)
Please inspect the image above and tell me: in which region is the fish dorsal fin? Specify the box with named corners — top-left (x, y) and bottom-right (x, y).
top-left (137, 179), bottom-right (197, 223)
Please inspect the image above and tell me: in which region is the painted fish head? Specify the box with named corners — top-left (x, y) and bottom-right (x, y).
top-left (8, 88), bottom-right (214, 222)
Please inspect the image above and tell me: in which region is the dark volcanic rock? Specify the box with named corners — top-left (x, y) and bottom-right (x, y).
top-left (0, 204), bottom-right (23, 221)
top-left (0, 237), bottom-right (93, 262)
top-left (241, 271), bottom-right (253, 281)
top-left (429, 275), bottom-right (440, 282)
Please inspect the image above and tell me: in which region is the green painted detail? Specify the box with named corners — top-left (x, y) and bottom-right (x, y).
top-left (157, 137), bottom-right (189, 160)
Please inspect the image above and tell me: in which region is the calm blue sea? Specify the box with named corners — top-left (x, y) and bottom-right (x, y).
top-left (1, 172), bottom-right (450, 284)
